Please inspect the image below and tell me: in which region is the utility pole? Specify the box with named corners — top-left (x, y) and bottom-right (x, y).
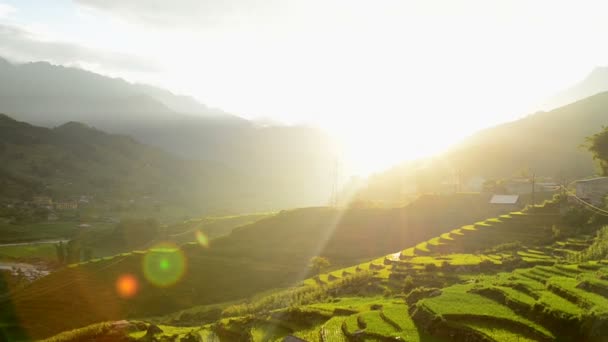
top-left (330, 157), bottom-right (340, 207)
top-left (458, 169), bottom-right (463, 193)
top-left (531, 173), bottom-right (536, 208)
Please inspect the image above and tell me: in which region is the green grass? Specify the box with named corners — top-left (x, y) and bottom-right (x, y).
top-left (251, 322), bottom-right (291, 342)
top-left (493, 286), bottom-right (537, 307)
top-left (455, 319), bottom-right (539, 342)
top-left (10, 199), bottom-right (580, 341)
top-left (359, 310), bottom-right (398, 335)
top-left (420, 284), bottom-right (554, 339)
top-left (40, 322), bottom-right (117, 342)
top-left (308, 296), bottom-right (387, 313)
top-left (320, 316), bottom-right (348, 342)
top-left (537, 290), bottom-right (583, 316)
top-left (0, 221), bottom-right (81, 244)
top-left (427, 237), bottom-right (444, 246)
top-left (547, 277), bottom-right (608, 313)
top-left (415, 242), bottom-right (430, 253)
top-left (381, 304), bottom-right (427, 340)
top-left (343, 314), bottom-right (360, 335)
top-left (292, 321), bottom-right (323, 342)
top-left (0, 243), bottom-right (56, 261)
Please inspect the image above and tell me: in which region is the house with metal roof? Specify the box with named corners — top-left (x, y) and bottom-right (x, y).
top-left (574, 177), bottom-right (608, 206)
top-left (489, 194), bottom-right (520, 210)
top-left (490, 194), bottom-right (520, 204)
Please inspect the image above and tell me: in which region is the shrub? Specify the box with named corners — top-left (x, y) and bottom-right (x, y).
top-left (405, 287), bottom-right (441, 306)
top-left (221, 271), bottom-right (373, 317)
top-left (424, 263), bottom-right (437, 272)
top-left (571, 226), bottom-right (608, 262)
top-left (402, 275), bottom-right (415, 293)
top-left (478, 259), bottom-right (496, 271)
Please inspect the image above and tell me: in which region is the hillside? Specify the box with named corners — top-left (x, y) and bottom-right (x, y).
top-left (0, 113), bottom-right (242, 212)
top-left (172, 202), bottom-right (607, 341)
top-left (357, 91), bottom-right (608, 203)
top-left (0, 57), bottom-right (234, 124)
top-left (448, 92), bottom-right (608, 178)
top-left (0, 193), bottom-right (509, 339)
top-left (34, 199), bottom-right (608, 342)
top-left (0, 58), bottom-right (339, 209)
top-left (543, 66), bottom-right (608, 110)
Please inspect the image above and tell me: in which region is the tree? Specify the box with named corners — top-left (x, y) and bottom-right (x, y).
top-left (54, 241), bottom-right (65, 264)
top-left (83, 248), bottom-right (93, 261)
top-left (112, 218), bottom-right (160, 248)
top-left (482, 179), bottom-right (507, 194)
top-left (586, 126), bottom-right (608, 175)
top-left (308, 256), bottom-right (330, 275)
top-left (65, 240), bottom-right (81, 264)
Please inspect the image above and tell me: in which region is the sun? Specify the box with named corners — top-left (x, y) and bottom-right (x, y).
top-left (335, 118), bottom-right (466, 177)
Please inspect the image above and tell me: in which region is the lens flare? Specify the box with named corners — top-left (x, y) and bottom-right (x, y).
top-left (195, 230), bottom-right (209, 248)
top-left (143, 243), bottom-right (186, 288)
top-left (116, 274), bottom-right (139, 298)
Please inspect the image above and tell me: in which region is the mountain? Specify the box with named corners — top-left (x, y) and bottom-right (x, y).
top-left (0, 58), bottom-right (338, 209)
top-left (356, 91), bottom-right (608, 203)
top-left (449, 92), bottom-right (606, 178)
top-left (0, 114), bottom-right (239, 208)
top-left (543, 66), bottom-right (608, 110)
top-left (0, 57), bottom-right (235, 125)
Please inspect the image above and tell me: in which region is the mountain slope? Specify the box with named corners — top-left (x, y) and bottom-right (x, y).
top-left (0, 57), bottom-right (233, 124)
top-left (449, 91), bottom-right (607, 178)
top-left (357, 91), bottom-right (608, 203)
top-left (0, 114), bottom-right (247, 212)
top-left (0, 58), bottom-right (338, 208)
top-left (544, 66), bottom-right (608, 110)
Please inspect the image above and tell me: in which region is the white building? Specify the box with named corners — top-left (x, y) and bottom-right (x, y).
top-left (575, 177), bottom-right (608, 206)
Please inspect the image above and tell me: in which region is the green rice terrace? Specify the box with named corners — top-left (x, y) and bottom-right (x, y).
top-left (26, 199), bottom-right (608, 342)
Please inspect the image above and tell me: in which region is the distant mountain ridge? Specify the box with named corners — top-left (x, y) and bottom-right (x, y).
top-left (0, 57), bottom-right (234, 124)
top-left (448, 91), bottom-right (605, 177)
top-left (0, 113), bottom-right (241, 212)
top-left (0, 58), bottom-right (338, 209)
top-left (356, 90), bottom-right (608, 203)
top-left (543, 66), bottom-right (608, 110)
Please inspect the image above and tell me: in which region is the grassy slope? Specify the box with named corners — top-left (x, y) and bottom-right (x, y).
top-left (0, 221), bottom-right (81, 245)
top-left (0, 193), bottom-right (506, 339)
top-left (40, 200), bottom-right (608, 342)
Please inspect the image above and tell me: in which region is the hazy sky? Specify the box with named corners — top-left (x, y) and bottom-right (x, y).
top-left (2, 0), bottom-right (608, 174)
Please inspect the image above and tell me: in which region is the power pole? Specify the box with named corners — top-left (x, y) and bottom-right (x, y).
top-left (531, 173), bottom-right (536, 208)
top-left (458, 169), bottom-right (463, 193)
top-left (330, 157), bottom-right (340, 207)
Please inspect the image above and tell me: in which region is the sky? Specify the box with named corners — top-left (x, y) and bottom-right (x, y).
top-left (2, 0), bottom-right (608, 175)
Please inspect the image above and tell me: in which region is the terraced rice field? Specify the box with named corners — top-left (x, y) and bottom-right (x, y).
top-left (213, 297), bottom-right (439, 341)
top-left (416, 263), bottom-right (608, 341)
top-left (42, 200), bottom-right (608, 342)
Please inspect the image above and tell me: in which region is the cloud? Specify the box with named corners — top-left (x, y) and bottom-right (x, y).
top-left (0, 23), bottom-right (160, 73)
top-left (73, 0), bottom-right (283, 28)
top-left (0, 3), bottom-right (16, 18)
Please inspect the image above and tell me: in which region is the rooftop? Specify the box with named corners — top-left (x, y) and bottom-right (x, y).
top-left (575, 177), bottom-right (608, 183)
top-left (490, 194), bottom-right (520, 204)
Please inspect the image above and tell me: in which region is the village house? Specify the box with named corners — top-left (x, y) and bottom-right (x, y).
top-left (54, 201), bottom-right (78, 210)
top-left (32, 195), bottom-right (53, 207)
top-left (489, 194), bottom-right (521, 210)
top-left (574, 177), bottom-right (608, 206)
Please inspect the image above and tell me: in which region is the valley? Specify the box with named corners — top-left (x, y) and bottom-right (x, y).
top-left (2, 12), bottom-right (608, 341)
